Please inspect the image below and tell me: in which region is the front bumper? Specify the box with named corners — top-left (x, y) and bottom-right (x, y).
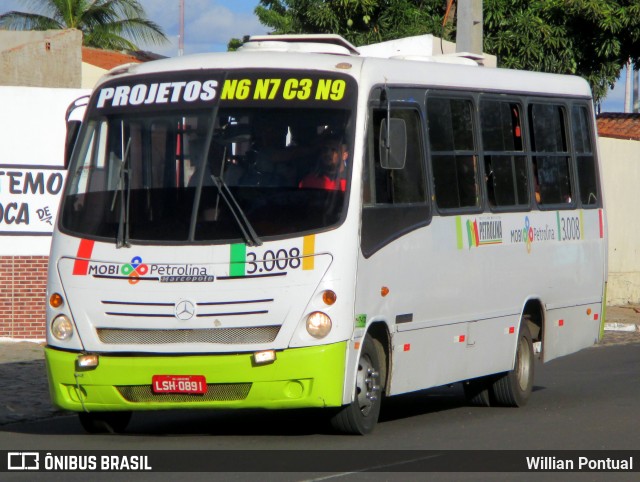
top-left (45, 342), bottom-right (346, 412)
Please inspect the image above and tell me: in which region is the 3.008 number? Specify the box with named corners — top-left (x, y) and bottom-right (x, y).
top-left (246, 248), bottom-right (301, 274)
top-left (560, 216), bottom-right (581, 241)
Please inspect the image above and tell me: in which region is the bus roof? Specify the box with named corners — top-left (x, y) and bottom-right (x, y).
top-left (98, 48), bottom-right (592, 100)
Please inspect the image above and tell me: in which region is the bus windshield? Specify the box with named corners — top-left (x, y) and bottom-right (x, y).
top-left (60, 72), bottom-right (355, 244)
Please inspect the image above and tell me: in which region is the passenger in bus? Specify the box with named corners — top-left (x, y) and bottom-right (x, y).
top-left (298, 137), bottom-right (348, 191)
top-left (531, 158), bottom-right (541, 203)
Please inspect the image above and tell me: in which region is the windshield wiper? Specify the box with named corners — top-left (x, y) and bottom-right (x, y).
top-left (189, 158), bottom-right (262, 247)
top-left (110, 137), bottom-right (132, 248)
top-left (215, 173), bottom-right (262, 247)
top-left (189, 101), bottom-right (262, 247)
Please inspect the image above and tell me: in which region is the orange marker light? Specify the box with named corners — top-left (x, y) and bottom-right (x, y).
top-left (586, 308), bottom-right (592, 316)
top-left (49, 293), bottom-right (64, 308)
top-left (381, 286), bottom-right (390, 297)
top-left (322, 290), bottom-right (337, 306)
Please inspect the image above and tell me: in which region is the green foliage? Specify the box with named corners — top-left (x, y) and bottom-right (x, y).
top-left (228, 37), bottom-right (247, 52)
top-left (254, 1), bottom-right (449, 47)
top-left (253, 0), bottom-right (640, 103)
top-left (0, 0), bottom-right (168, 51)
top-left (483, 0), bottom-right (638, 102)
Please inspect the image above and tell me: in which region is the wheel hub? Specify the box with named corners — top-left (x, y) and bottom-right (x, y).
top-left (356, 355), bottom-right (380, 415)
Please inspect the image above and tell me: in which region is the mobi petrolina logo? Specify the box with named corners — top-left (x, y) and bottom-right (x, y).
top-left (120, 256), bottom-right (149, 284)
top-left (509, 215), bottom-right (556, 253)
top-left (71, 240), bottom-right (214, 284)
top-left (74, 255), bottom-right (149, 284)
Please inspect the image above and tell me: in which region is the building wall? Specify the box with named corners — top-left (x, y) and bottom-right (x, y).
top-left (599, 136), bottom-right (640, 305)
top-left (1, 86), bottom-right (88, 340)
top-left (81, 62), bottom-right (107, 89)
top-left (0, 30), bottom-right (82, 88)
top-left (0, 256), bottom-right (48, 339)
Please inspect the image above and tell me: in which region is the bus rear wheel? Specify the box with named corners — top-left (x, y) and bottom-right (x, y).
top-left (78, 411), bottom-right (132, 434)
top-left (491, 318), bottom-right (534, 407)
top-left (330, 335), bottom-right (383, 435)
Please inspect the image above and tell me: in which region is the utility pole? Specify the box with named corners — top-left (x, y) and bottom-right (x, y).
top-left (634, 67), bottom-right (639, 113)
top-left (625, 59), bottom-right (632, 113)
top-left (178, 0), bottom-right (185, 57)
top-left (456, 0), bottom-right (483, 55)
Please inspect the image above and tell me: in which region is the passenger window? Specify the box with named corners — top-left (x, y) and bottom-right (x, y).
top-left (480, 100), bottom-right (529, 208)
top-left (427, 97), bottom-right (480, 210)
top-left (571, 105), bottom-right (598, 206)
top-left (529, 104), bottom-right (573, 206)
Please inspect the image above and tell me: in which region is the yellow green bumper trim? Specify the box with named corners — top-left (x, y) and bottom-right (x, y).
top-left (45, 342), bottom-right (346, 412)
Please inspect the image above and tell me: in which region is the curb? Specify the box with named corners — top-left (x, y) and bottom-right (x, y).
top-left (0, 337), bottom-right (46, 344)
top-left (603, 323), bottom-right (638, 332)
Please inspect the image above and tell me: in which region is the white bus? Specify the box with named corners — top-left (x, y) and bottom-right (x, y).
top-left (45, 35), bottom-right (606, 435)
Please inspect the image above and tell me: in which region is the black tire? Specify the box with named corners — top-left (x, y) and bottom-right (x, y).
top-left (78, 411), bottom-right (132, 434)
top-left (330, 335), bottom-right (384, 435)
top-left (491, 318), bottom-right (534, 407)
top-left (463, 376), bottom-right (493, 407)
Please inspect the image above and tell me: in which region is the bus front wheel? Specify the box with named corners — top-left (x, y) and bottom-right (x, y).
top-left (491, 318), bottom-right (534, 407)
top-left (78, 411), bottom-right (132, 434)
top-left (330, 334), bottom-right (383, 435)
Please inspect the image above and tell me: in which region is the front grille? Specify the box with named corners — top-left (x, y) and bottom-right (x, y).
top-left (96, 326), bottom-right (280, 345)
top-left (101, 298), bottom-right (274, 318)
top-left (117, 383), bottom-right (252, 403)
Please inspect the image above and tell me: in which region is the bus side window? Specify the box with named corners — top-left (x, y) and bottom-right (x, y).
top-left (427, 97), bottom-right (480, 211)
top-left (529, 103), bottom-right (573, 206)
top-left (480, 100), bottom-right (529, 209)
top-left (571, 105), bottom-right (599, 206)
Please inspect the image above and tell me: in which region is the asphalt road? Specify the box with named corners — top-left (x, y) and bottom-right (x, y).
top-left (0, 337), bottom-right (638, 480)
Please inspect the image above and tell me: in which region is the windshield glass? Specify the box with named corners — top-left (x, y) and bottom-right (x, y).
top-left (60, 70), bottom-right (356, 244)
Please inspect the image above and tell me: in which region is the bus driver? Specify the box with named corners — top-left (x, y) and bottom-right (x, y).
top-left (298, 138), bottom-right (348, 191)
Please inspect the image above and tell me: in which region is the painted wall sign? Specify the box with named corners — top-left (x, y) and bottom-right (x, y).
top-left (0, 86), bottom-right (89, 255)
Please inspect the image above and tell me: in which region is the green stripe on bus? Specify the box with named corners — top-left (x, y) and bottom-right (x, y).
top-left (456, 216), bottom-right (463, 250)
top-left (556, 212), bottom-right (561, 242)
top-left (230, 243), bottom-right (246, 277)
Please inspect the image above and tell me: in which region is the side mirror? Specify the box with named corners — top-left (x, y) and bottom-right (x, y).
top-left (64, 95), bottom-right (90, 169)
top-left (379, 117), bottom-right (407, 169)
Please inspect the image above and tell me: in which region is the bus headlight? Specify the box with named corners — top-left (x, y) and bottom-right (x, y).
top-left (51, 315), bottom-right (74, 341)
top-left (306, 311), bottom-right (332, 339)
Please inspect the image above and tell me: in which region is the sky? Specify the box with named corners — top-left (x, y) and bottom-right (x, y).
top-left (2, 0), bottom-right (268, 54)
top-left (0, 0), bottom-right (626, 111)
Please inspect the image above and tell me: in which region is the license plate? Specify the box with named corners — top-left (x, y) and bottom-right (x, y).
top-left (152, 375), bottom-right (207, 394)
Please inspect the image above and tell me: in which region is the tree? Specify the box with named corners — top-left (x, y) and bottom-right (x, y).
top-left (483, 0), bottom-right (640, 104)
top-left (0, 0), bottom-right (168, 51)
top-left (252, 0), bottom-right (640, 103)
top-left (254, 0), bottom-right (448, 47)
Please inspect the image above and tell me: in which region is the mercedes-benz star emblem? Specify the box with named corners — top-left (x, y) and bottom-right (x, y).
top-left (174, 300), bottom-right (195, 321)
